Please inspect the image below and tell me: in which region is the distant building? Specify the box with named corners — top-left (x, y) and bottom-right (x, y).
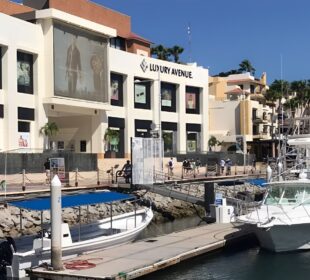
top-left (209, 72), bottom-right (277, 160)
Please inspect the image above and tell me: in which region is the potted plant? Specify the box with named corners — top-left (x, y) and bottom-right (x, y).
top-left (104, 128), bottom-right (120, 158)
top-left (39, 122), bottom-right (59, 150)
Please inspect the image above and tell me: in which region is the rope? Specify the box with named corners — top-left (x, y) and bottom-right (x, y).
top-left (64, 258), bottom-right (102, 270)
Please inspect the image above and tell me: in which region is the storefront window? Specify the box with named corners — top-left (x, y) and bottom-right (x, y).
top-left (0, 47), bottom-right (2, 89)
top-left (134, 78), bottom-right (151, 109)
top-left (17, 51), bottom-right (33, 94)
top-left (161, 82), bottom-right (176, 112)
top-left (163, 131), bottom-right (173, 153)
top-left (185, 86), bottom-right (200, 114)
top-left (110, 73), bottom-right (123, 106)
top-left (18, 121), bottom-right (30, 148)
top-left (187, 132), bottom-right (200, 153)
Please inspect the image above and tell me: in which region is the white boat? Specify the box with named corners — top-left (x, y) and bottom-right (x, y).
top-left (0, 191), bottom-right (153, 278)
top-left (237, 177), bottom-right (310, 252)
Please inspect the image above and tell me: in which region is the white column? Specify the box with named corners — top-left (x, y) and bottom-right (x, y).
top-left (125, 74), bottom-right (135, 158)
top-left (178, 84), bottom-right (186, 153)
top-left (51, 175), bottom-right (63, 271)
top-left (200, 84), bottom-right (209, 153)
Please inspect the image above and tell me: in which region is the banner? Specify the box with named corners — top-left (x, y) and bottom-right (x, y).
top-left (132, 137), bottom-right (163, 185)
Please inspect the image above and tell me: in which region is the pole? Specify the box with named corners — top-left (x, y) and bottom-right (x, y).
top-left (243, 92), bottom-right (247, 174)
top-left (51, 175), bottom-right (63, 271)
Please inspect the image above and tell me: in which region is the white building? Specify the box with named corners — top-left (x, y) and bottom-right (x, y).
top-left (0, 0), bottom-right (209, 158)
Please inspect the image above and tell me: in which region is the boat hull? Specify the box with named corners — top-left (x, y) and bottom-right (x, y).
top-left (7, 207), bottom-right (153, 278)
top-left (253, 223), bottom-right (310, 252)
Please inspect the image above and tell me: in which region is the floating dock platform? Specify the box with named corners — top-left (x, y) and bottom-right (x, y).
top-left (27, 222), bottom-right (252, 279)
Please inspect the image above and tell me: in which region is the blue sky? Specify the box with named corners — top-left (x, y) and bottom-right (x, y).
top-left (92, 0), bottom-right (310, 84)
top-left (12, 0), bottom-right (310, 83)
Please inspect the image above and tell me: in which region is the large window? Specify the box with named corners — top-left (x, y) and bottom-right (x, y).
top-left (110, 73), bottom-right (123, 106)
top-left (134, 78), bottom-right (151, 109)
top-left (186, 123), bottom-right (201, 153)
top-left (161, 82), bottom-right (176, 112)
top-left (53, 23), bottom-right (108, 102)
top-left (17, 51), bottom-right (33, 94)
top-left (185, 86), bottom-right (200, 114)
top-left (110, 37), bottom-right (126, 51)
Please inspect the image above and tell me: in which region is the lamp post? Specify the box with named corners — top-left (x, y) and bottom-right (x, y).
top-left (242, 91), bottom-right (247, 174)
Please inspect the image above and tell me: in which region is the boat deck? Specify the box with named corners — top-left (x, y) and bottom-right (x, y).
top-left (27, 222), bottom-right (252, 280)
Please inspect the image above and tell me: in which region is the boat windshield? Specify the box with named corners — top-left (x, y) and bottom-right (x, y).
top-left (265, 185), bottom-right (310, 205)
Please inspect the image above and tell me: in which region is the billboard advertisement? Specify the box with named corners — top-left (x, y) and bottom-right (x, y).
top-left (54, 24), bottom-right (109, 102)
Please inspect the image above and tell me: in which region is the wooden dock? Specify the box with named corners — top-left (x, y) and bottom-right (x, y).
top-left (27, 222), bottom-right (252, 280)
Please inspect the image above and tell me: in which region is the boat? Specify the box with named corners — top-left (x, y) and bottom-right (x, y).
top-left (237, 116), bottom-right (310, 252)
top-left (237, 177), bottom-right (310, 252)
top-left (0, 191), bottom-right (153, 278)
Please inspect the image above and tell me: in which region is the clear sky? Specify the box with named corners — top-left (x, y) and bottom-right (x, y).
top-left (92, 0), bottom-right (310, 84)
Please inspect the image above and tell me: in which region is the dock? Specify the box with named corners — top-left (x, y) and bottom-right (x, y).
top-left (27, 222), bottom-right (252, 280)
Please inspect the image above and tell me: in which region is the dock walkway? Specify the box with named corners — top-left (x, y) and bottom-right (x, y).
top-left (28, 222), bottom-right (251, 280)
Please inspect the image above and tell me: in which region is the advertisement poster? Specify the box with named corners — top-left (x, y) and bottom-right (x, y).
top-left (110, 79), bottom-right (119, 100)
top-left (162, 88), bottom-right (172, 107)
top-left (54, 24), bottom-right (108, 102)
top-left (186, 93), bottom-right (196, 109)
top-left (135, 84), bottom-right (146, 104)
top-left (187, 140), bottom-right (197, 152)
top-left (17, 61), bottom-right (31, 86)
top-left (236, 136), bottom-right (244, 152)
top-left (18, 132), bottom-right (30, 148)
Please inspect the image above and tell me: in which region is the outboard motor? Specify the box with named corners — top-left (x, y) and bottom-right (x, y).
top-left (0, 237), bottom-right (16, 277)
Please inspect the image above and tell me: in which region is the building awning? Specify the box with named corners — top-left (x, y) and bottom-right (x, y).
top-left (9, 191), bottom-right (134, 211)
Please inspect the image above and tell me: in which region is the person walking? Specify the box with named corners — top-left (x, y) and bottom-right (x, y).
top-left (225, 158), bottom-right (232, 175)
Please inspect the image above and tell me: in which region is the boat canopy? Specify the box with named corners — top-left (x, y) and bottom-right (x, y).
top-left (246, 178), bottom-right (267, 187)
top-left (9, 191), bottom-right (134, 211)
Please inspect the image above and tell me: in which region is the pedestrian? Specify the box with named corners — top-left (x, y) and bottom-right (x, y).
top-left (168, 157), bottom-right (174, 176)
top-left (195, 158), bottom-right (201, 174)
top-left (225, 158), bottom-right (232, 175)
top-left (183, 158), bottom-right (189, 174)
top-left (220, 159), bottom-right (225, 174)
top-left (252, 155), bottom-right (256, 172)
top-left (122, 160), bottom-right (132, 183)
top-left (43, 158), bottom-right (50, 184)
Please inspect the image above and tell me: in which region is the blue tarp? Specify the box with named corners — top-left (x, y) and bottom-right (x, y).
top-left (246, 178), bottom-right (267, 187)
top-left (9, 191), bottom-right (134, 211)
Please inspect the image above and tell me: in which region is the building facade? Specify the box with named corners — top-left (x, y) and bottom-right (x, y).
top-left (209, 72), bottom-right (276, 159)
top-left (0, 0), bottom-right (209, 158)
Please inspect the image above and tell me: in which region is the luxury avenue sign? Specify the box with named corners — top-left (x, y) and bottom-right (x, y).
top-left (140, 58), bottom-right (193, 79)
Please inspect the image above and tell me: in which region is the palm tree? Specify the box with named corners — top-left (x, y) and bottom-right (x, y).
top-left (238, 59), bottom-right (256, 75)
top-left (39, 122), bottom-right (59, 150)
top-left (208, 135), bottom-right (222, 151)
top-left (290, 80), bottom-right (310, 117)
top-left (151, 44), bottom-right (169, 61)
top-left (168, 45), bottom-right (184, 63)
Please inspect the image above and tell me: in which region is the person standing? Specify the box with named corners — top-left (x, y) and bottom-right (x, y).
top-left (122, 160), bottom-right (132, 183)
top-left (168, 157), bottom-right (174, 177)
top-left (195, 158), bottom-right (201, 174)
top-left (43, 158), bottom-right (50, 184)
top-left (66, 36), bottom-right (81, 96)
top-left (220, 159), bottom-right (225, 175)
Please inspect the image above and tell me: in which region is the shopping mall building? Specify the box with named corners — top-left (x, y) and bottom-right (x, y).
top-left (0, 0), bottom-right (209, 158)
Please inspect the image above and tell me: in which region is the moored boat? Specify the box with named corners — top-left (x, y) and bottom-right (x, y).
top-left (0, 191), bottom-right (153, 278)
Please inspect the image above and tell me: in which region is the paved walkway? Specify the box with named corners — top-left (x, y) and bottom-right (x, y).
top-left (27, 222), bottom-right (252, 280)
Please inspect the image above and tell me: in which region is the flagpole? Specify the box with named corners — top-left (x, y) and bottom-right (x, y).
top-left (187, 23), bottom-right (192, 63)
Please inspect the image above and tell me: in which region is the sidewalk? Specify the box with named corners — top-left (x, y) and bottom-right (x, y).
top-left (0, 161), bottom-right (266, 195)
